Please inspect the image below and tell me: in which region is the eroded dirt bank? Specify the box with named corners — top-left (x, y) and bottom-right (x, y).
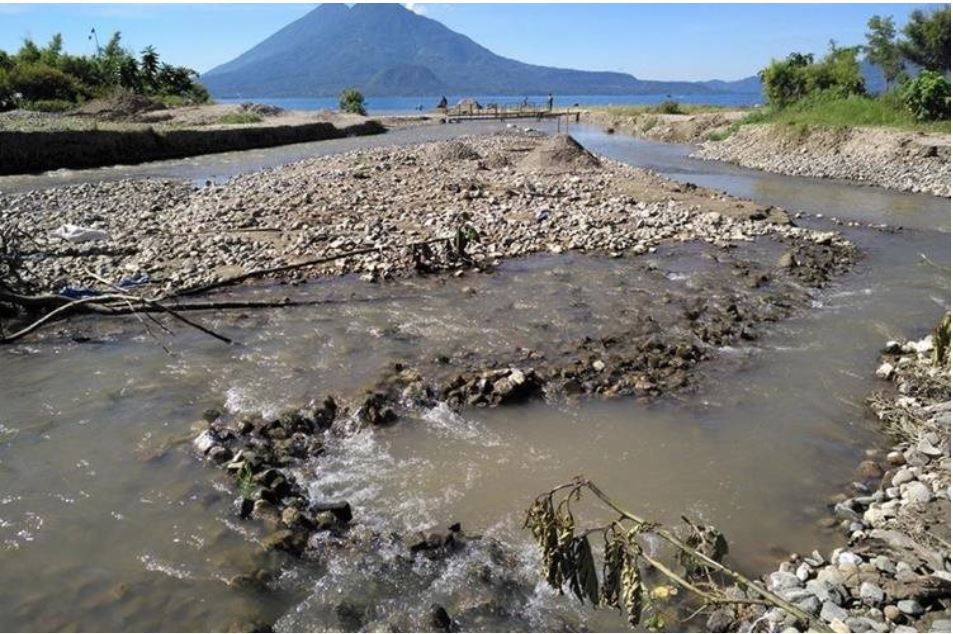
top-left (581, 109), bottom-right (744, 144)
top-left (694, 124), bottom-right (950, 198)
top-left (582, 110), bottom-right (951, 198)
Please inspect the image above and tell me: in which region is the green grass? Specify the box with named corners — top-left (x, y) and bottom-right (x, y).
top-left (217, 112), bottom-right (263, 125)
top-left (596, 103), bottom-right (738, 118)
top-left (742, 94), bottom-right (950, 134)
top-left (21, 99), bottom-right (76, 113)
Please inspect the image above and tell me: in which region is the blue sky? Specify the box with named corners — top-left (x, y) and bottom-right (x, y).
top-left (0, 3), bottom-right (940, 80)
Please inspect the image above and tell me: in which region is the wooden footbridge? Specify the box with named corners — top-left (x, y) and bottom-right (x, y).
top-left (439, 99), bottom-right (582, 123)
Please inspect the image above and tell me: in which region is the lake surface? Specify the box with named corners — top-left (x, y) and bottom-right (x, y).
top-left (0, 123), bottom-right (948, 631)
top-left (217, 91), bottom-right (763, 114)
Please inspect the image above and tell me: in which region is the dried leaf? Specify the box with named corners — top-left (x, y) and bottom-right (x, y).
top-left (600, 532), bottom-right (625, 608)
top-left (569, 535), bottom-right (600, 605)
top-left (620, 550), bottom-right (643, 626)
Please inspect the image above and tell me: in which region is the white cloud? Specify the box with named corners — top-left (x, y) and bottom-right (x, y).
top-left (403, 3), bottom-right (427, 16)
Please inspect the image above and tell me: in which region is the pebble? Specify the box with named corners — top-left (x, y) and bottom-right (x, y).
top-left (897, 599), bottom-right (924, 616)
top-left (859, 581), bottom-right (884, 605)
top-left (891, 468), bottom-right (915, 487)
top-left (821, 601), bottom-right (850, 622)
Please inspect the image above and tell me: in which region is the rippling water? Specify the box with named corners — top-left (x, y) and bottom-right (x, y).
top-left (0, 126), bottom-right (948, 631)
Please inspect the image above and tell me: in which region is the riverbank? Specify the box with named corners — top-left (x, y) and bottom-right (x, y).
top-left (581, 108), bottom-right (745, 144)
top-left (0, 100), bottom-right (443, 174)
top-left (581, 109), bottom-right (951, 197)
top-left (742, 317), bottom-right (951, 634)
top-left (0, 107), bottom-right (393, 175)
top-left (694, 124), bottom-right (951, 198)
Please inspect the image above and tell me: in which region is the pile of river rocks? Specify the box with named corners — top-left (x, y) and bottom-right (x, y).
top-left (694, 125), bottom-right (951, 198)
top-left (719, 321), bottom-right (950, 633)
top-left (1, 132), bottom-right (856, 299)
top-left (192, 397), bottom-right (350, 557)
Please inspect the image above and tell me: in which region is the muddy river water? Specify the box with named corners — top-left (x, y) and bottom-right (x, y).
top-left (0, 122), bottom-right (949, 631)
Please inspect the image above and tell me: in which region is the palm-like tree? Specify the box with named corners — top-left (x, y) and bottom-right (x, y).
top-left (140, 45), bottom-right (159, 92)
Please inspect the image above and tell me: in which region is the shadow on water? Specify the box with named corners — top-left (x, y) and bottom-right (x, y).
top-left (0, 123), bottom-right (949, 631)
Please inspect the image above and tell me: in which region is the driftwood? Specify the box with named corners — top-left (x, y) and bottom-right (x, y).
top-left (174, 234), bottom-right (458, 297)
top-left (0, 228), bottom-right (478, 344)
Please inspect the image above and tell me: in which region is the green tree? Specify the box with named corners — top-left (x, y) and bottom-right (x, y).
top-left (339, 87), bottom-right (367, 115)
top-left (901, 70), bottom-right (951, 121)
top-left (156, 63), bottom-right (196, 95)
top-left (16, 38), bottom-right (42, 64)
top-left (865, 16), bottom-right (905, 84)
top-left (899, 7), bottom-right (951, 72)
top-left (140, 45), bottom-right (159, 91)
top-left (117, 57), bottom-right (141, 91)
top-left (39, 34), bottom-right (63, 68)
top-left (808, 43), bottom-right (865, 98)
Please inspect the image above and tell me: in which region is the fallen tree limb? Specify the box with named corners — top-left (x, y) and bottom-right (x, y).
top-left (84, 270), bottom-right (233, 345)
top-left (1, 226), bottom-right (481, 343)
top-left (173, 234), bottom-right (459, 297)
top-left (0, 293), bottom-right (130, 343)
top-left (525, 477), bottom-right (832, 632)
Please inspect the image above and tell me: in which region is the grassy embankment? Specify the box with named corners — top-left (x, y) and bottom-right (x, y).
top-left (705, 94), bottom-right (950, 141)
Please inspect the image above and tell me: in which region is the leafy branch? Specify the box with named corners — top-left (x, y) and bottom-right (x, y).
top-left (524, 477), bottom-right (832, 632)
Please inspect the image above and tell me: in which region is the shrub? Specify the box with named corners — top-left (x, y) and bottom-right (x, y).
top-left (900, 70), bottom-right (951, 121)
top-left (0, 68), bottom-right (16, 111)
top-left (760, 55), bottom-right (812, 107)
top-left (653, 99), bottom-right (682, 114)
top-left (8, 63), bottom-right (80, 102)
top-left (218, 112), bottom-right (263, 125)
top-left (339, 88), bottom-right (367, 116)
top-left (761, 47), bottom-right (865, 108)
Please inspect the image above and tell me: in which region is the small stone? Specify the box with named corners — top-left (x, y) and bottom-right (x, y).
top-left (193, 430), bottom-right (216, 454)
top-left (886, 451), bottom-right (906, 466)
top-left (821, 601), bottom-right (850, 622)
top-left (883, 605), bottom-right (901, 622)
top-left (875, 362), bottom-right (894, 379)
top-left (860, 581), bottom-right (885, 605)
top-left (872, 556), bottom-right (896, 574)
top-left (902, 481), bottom-right (932, 504)
top-left (836, 551), bottom-right (862, 568)
top-left (897, 599), bottom-right (924, 616)
top-left (917, 438), bottom-right (943, 457)
top-left (796, 562), bottom-right (813, 581)
top-left (829, 619), bottom-right (851, 633)
top-left (769, 570), bottom-right (803, 591)
top-left (591, 359), bottom-right (606, 372)
top-left (856, 460), bottom-right (884, 479)
top-left (891, 468), bottom-right (915, 487)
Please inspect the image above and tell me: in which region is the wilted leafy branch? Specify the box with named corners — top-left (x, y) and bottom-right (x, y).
top-left (524, 477), bottom-right (831, 632)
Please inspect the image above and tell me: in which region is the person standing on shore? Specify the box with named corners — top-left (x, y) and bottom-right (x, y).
top-left (547, 93), bottom-right (554, 112)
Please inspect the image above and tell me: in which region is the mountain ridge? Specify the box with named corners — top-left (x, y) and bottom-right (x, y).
top-left (203, 4), bottom-right (761, 98)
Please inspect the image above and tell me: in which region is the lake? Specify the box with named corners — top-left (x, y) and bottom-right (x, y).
top-left (217, 92), bottom-right (763, 114)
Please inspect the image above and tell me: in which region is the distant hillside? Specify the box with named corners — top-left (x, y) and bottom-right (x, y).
top-left (203, 3), bottom-right (760, 98)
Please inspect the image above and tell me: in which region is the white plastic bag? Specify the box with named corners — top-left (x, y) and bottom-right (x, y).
top-left (51, 224), bottom-right (110, 242)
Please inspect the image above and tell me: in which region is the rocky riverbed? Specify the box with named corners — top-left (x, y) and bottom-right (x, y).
top-left (694, 125), bottom-right (951, 198)
top-left (3, 131), bottom-right (850, 299)
top-left (729, 317), bottom-right (951, 634)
